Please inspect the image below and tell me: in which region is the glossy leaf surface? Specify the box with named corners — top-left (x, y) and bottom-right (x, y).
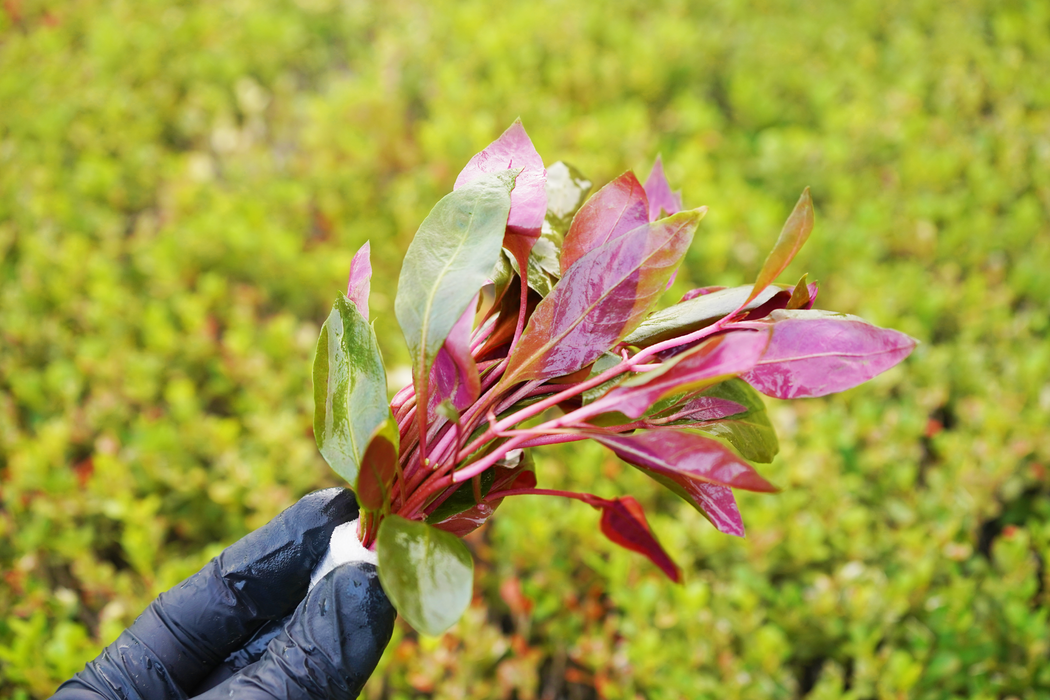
top-left (504, 209), bottom-right (703, 385)
top-left (356, 419), bottom-right (400, 511)
top-left (643, 155), bottom-right (683, 221)
top-left (596, 330), bottom-right (770, 419)
top-left (624, 284), bottom-right (785, 348)
top-left (376, 515), bottom-right (474, 636)
top-left (455, 119), bottom-right (546, 262)
top-left (433, 467), bottom-right (536, 537)
top-left (346, 241), bottom-right (372, 321)
top-left (593, 428), bottom-right (777, 492)
top-left (561, 171), bottom-right (650, 272)
top-left (641, 471), bottom-right (745, 537)
top-left (543, 161), bottom-right (592, 235)
top-left (583, 495), bottom-right (680, 582)
top-left (742, 309), bottom-right (919, 398)
top-left (689, 379), bottom-right (778, 463)
top-left (743, 188), bottom-right (814, 306)
top-left (313, 296), bottom-right (390, 485)
top-left (395, 170), bottom-right (515, 410)
top-left (428, 298), bottom-right (480, 413)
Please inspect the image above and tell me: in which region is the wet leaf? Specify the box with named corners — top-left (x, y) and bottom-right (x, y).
top-left (376, 515), bottom-right (474, 636)
top-left (623, 284), bottom-right (786, 348)
top-left (592, 428), bottom-right (777, 492)
top-left (594, 330), bottom-right (770, 419)
top-left (313, 295), bottom-right (390, 485)
top-left (641, 472), bottom-right (745, 537)
top-left (741, 309), bottom-right (919, 398)
top-left (504, 209), bottom-right (703, 386)
top-left (561, 171), bottom-right (649, 272)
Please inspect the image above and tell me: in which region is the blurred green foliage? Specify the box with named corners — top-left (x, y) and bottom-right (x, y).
top-left (2, 0), bottom-right (1049, 697)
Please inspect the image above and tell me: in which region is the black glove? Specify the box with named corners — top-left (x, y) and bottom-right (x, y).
top-left (51, 488), bottom-right (397, 700)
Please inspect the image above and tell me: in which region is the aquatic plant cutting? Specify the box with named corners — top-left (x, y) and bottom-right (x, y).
top-left (312, 121), bottom-right (917, 636)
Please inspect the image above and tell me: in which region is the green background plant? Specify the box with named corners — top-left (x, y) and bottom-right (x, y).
top-left (1, 0), bottom-right (1048, 697)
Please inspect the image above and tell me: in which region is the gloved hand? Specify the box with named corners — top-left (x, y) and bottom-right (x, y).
top-left (51, 488), bottom-right (396, 700)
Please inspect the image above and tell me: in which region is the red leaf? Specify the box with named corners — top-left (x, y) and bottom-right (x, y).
top-left (592, 428), bottom-right (777, 492)
top-left (582, 495), bottom-right (680, 582)
top-left (504, 209), bottom-right (702, 386)
top-left (356, 429), bottom-right (398, 512)
top-left (561, 171), bottom-right (649, 272)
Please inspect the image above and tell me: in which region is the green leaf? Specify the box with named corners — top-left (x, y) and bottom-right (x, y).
top-left (508, 234), bottom-right (559, 297)
top-left (623, 284), bottom-right (787, 348)
top-left (376, 515), bottom-right (474, 636)
top-left (743, 188), bottom-right (814, 306)
top-left (425, 468), bottom-right (497, 524)
top-left (693, 379), bottom-right (778, 463)
top-left (543, 161), bottom-right (592, 236)
top-left (395, 170), bottom-right (517, 411)
top-left (355, 418), bottom-right (400, 512)
top-left (313, 295), bottom-right (391, 485)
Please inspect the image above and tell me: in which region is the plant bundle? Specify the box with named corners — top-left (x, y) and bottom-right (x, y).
top-left (312, 121), bottom-right (916, 635)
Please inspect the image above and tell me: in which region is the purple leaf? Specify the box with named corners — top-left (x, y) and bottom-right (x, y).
top-left (741, 309), bottom-right (918, 399)
top-left (592, 428), bottom-right (778, 492)
top-left (580, 494), bottom-right (680, 582)
top-left (428, 297), bottom-right (480, 413)
top-left (652, 395), bottom-right (747, 422)
top-left (346, 241), bottom-right (372, 321)
top-left (641, 471), bottom-right (745, 537)
top-left (503, 209), bottom-right (703, 386)
top-left (455, 119), bottom-right (547, 263)
top-left (643, 155), bottom-right (684, 221)
top-left (561, 171), bottom-right (649, 272)
top-left (595, 330), bottom-right (770, 419)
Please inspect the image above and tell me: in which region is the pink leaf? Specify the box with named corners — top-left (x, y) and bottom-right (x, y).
top-left (643, 155), bottom-right (684, 222)
top-left (655, 395), bottom-right (747, 422)
top-left (428, 296), bottom-right (480, 413)
top-left (503, 210), bottom-right (703, 386)
top-left (680, 286), bottom-right (727, 302)
top-left (741, 310), bottom-right (918, 399)
top-left (592, 428), bottom-right (777, 493)
top-left (561, 171), bottom-right (649, 272)
top-left (455, 119), bottom-right (547, 262)
top-left (346, 241), bottom-right (372, 321)
top-left (596, 330), bottom-right (770, 419)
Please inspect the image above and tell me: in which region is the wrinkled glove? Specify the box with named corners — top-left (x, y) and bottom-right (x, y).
top-left (51, 488), bottom-right (396, 700)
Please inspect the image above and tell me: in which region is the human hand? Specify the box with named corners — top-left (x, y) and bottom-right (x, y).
top-left (51, 488), bottom-right (396, 700)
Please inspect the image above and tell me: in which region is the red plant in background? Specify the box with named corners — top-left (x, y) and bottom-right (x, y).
top-left (312, 120), bottom-right (916, 635)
